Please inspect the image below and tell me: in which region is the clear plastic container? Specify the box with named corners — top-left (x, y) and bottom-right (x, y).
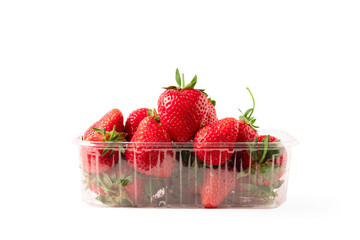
top-left (74, 130), bottom-right (298, 208)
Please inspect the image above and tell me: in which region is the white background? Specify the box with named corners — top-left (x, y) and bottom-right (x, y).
top-left (1, 0), bottom-right (359, 239)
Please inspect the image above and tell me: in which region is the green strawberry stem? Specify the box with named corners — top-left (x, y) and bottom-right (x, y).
top-left (258, 135), bottom-right (269, 164)
top-left (238, 87), bottom-right (259, 129)
top-left (246, 87), bottom-right (255, 118)
top-left (182, 73), bottom-right (185, 88)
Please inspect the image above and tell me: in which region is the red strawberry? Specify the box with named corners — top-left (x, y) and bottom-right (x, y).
top-left (255, 135), bottom-right (287, 185)
top-left (124, 177), bottom-right (144, 203)
top-left (203, 99), bottom-right (217, 126)
top-left (257, 135), bottom-right (287, 167)
top-left (239, 135), bottom-right (287, 186)
top-left (237, 88), bottom-right (259, 143)
top-left (158, 68), bottom-right (217, 142)
top-left (82, 109), bottom-right (126, 174)
top-left (125, 108), bottom-right (158, 141)
top-left (125, 116), bottom-right (176, 177)
top-left (194, 118), bottom-right (239, 166)
top-left (84, 109), bottom-right (124, 140)
top-left (201, 168), bottom-right (236, 208)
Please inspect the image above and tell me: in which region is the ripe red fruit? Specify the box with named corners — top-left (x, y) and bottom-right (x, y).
top-left (255, 135), bottom-right (287, 185)
top-left (125, 108), bottom-right (158, 141)
top-left (237, 122), bottom-right (258, 143)
top-left (239, 135), bottom-right (287, 186)
top-left (124, 177), bottom-right (144, 203)
top-left (157, 68), bottom-right (217, 142)
top-left (82, 109), bottom-right (126, 174)
top-left (81, 145), bottom-right (120, 174)
top-left (203, 99), bottom-right (217, 126)
top-left (201, 168), bottom-right (236, 208)
top-left (194, 118), bottom-right (239, 166)
top-left (84, 109), bottom-right (124, 140)
top-left (125, 116), bottom-right (176, 177)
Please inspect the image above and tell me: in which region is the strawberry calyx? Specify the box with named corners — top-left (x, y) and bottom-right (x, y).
top-left (238, 88), bottom-right (258, 129)
top-left (236, 135), bottom-right (286, 203)
top-left (92, 125), bottom-right (127, 156)
top-left (146, 108), bottom-right (160, 123)
top-left (87, 171), bottom-right (134, 206)
top-left (163, 68), bottom-right (216, 107)
top-left (252, 135), bottom-right (285, 165)
top-left (238, 179), bottom-right (285, 204)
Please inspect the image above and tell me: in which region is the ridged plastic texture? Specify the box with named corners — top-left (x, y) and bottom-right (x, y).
top-left (74, 130), bottom-right (298, 209)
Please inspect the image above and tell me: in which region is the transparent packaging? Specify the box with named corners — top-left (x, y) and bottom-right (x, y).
top-left (74, 130), bottom-right (298, 208)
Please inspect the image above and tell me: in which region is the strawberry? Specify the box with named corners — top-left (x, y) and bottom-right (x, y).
top-left (231, 135), bottom-right (288, 204)
top-left (124, 176), bottom-right (144, 203)
top-left (239, 135), bottom-right (287, 186)
top-left (81, 109), bottom-right (126, 174)
top-left (201, 167), bottom-right (236, 208)
top-left (203, 99), bottom-right (217, 126)
top-left (125, 116), bottom-right (176, 177)
top-left (125, 108), bottom-right (158, 141)
top-left (194, 118), bottom-right (239, 166)
top-left (237, 88), bottom-right (259, 143)
top-left (84, 109), bottom-right (125, 140)
top-left (157, 68), bottom-right (216, 142)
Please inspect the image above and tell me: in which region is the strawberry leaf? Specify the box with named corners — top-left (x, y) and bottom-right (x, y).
top-left (258, 135), bottom-right (270, 164)
top-left (184, 75), bottom-right (197, 89)
top-left (208, 98), bottom-right (216, 107)
top-left (145, 181), bottom-right (154, 200)
top-left (199, 89), bottom-right (208, 97)
top-left (121, 179), bottom-right (130, 187)
top-left (237, 170), bottom-right (249, 178)
top-left (101, 147), bottom-right (111, 156)
top-left (126, 175), bottom-right (133, 183)
top-left (239, 183), bottom-right (259, 191)
top-left (163, 86), bottom-right (178, 90)
top-left (102, 173), bottom-right (113, 186)
top-left (175, 68), bottom-right (181, 88)
top-left (110, 171), bottom-right (117, 182)
top-left (259, 164), bottom-right (277, 184)
top-left (96, 195), bottom-right (112, 205)
top-left (273, 180), bottom-right (285, 189)
top-left (244, 108), bottom-right (253, 117)
top-left (92, 127), bottom-right (104, 135)
top-left (97, 175), bottom-right (116, 193)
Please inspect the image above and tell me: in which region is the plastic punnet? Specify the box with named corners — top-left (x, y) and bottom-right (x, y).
top-left (74, 130), bottom-right (298, 208)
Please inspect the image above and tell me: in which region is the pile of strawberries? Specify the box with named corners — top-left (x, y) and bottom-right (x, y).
top-left (80, 69), bottom-right (287, 208)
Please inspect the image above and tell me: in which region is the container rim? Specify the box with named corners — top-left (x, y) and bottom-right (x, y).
top-left (73, 129), bottom-right (299, 148)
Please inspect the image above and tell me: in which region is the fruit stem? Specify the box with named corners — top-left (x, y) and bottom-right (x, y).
top-left (246, 87), bottom-right (255, 118)
top-left (258, 135), bottom-right (269, 164)
top-left (182, 73), bottom-right (185, 88)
